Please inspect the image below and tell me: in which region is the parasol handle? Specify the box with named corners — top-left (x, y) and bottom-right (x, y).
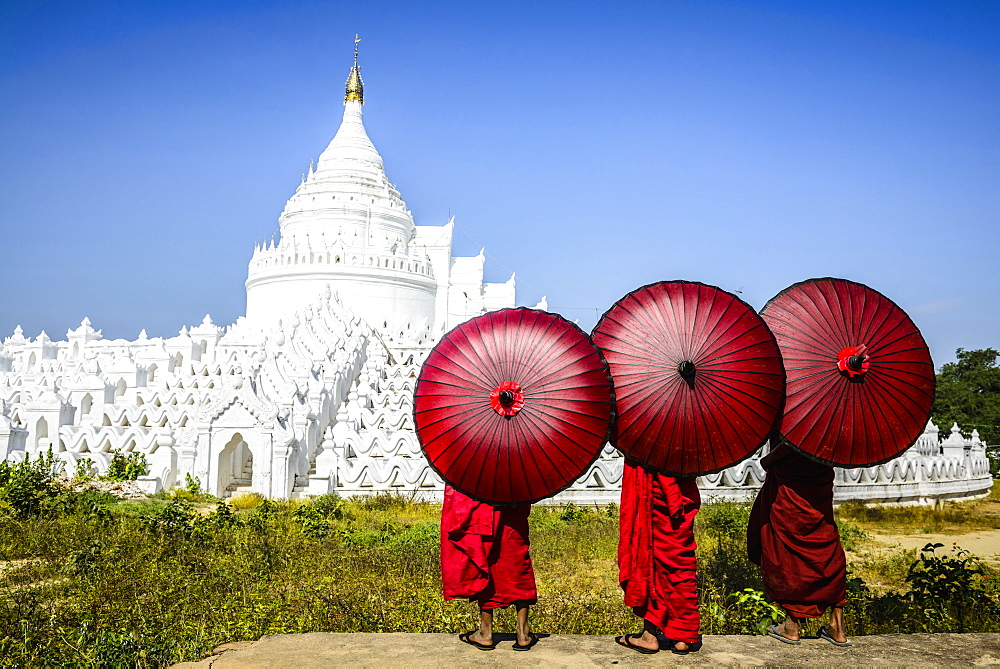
top-left (678, 360), bottom-right (696, 379)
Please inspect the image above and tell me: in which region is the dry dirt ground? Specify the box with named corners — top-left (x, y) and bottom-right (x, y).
top-left (859, 493), bottom-right (1000, 563)
top-left (867, 529), bottom-right (1000, 562)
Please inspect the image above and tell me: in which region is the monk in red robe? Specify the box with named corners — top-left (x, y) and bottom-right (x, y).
top-left (747, 441), bottom-right (852, 646)
top-left (617, 457), bottom-right (701, 655)
top-left (440, 484), bottom-right (538, 651)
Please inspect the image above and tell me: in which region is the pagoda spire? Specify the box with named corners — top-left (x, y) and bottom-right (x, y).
top-left (345, 34), bottom-right (364, 104)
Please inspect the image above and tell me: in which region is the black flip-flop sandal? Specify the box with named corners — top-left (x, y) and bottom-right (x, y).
top-left (512, 633), bottom-right (539, 651)
top-left (459, 631), bottom-right (496, 651)
top-left (818, 626), bottom-right (853, 647)
top-left (615, 634), bottom-right (659, 655)
top-left (664, 634), bottom-right (703, 655)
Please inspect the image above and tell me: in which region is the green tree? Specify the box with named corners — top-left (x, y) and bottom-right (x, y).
top-left (932, 348), bottom-right (1000, 474)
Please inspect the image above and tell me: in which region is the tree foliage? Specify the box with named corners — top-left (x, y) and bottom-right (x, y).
top-left (932, 348), bottom-right (1000, 471)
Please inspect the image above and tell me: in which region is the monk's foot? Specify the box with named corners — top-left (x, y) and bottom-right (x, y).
top-left (671, 641), bottom-right (689, 652)
top-left (820, 625), bottom-right (850, 644)
top-left (616, 631), bottom-right (659, 652)
top-left (468, 630), bottom-right (493, 646)
top-left (776, 620), bottom-right (800, 641)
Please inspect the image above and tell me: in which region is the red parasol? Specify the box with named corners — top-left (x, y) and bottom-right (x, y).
top-left (414, 308), bottom-right (614, 505)
top-left (592, 281), bottom-right (786, 476)
top-left (759, 277), bottom-right (935, 467)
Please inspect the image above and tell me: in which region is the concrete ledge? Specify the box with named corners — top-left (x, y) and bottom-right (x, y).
top-left (171, 632), bottom-right (1000, 667)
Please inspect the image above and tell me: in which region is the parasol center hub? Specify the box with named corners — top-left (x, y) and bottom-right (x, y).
top-left (837, 345), bottom-right (870, 377)
top-left (490, 382), bottom-right (525, 417)
top-left (678, 360), bottom-right (697, 379)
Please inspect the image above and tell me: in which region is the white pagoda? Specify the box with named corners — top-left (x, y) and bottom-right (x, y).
top-left (0, 47), bottom-right (530, 500)
top-left (245, 45), bottom-right (514, 332)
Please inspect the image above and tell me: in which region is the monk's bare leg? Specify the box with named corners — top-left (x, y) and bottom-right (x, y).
top-left (825, 606), bottom-right (849, 643)
top-left (515, 603), bottom-right (532, 646)
top-left (775, 611), bottom-right (801, 641)
top-left (468, 607), bottom-right (494, 646)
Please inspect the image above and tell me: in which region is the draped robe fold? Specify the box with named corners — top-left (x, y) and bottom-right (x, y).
top-left (440, 485), bottom-right (537, 609)
top-left (618, 458), bottom-right (701, 644)
top-left (747, 443), bottom-right (847, 618)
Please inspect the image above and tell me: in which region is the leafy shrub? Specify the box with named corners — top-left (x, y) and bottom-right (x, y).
top-left (559, 503), bottom-right (593, 523)
top-left (311, 493), bottom-right (345, 518)
top-left (0, 449), bottom-right (61, 517)
top-left (143, 500), bottom-right (198, 536)
top-left (905, 542), bottom-right (996, 632)
top-left (101, 450), bottom-right (148, 482)
top-left (74, 457), bottom-right (95, 480)
top-left (207, 499), bottom-right (239, 529)
top-left (154, 474), bottom-right (217, 503)
top-left (730, 587), bottom-right (783, 634)
top-left (185, 473), bottom-right (202, 493)
top-left (293, 502), bottom-right (332, 538)
top-left (48, 490), bottom-right (114, 523)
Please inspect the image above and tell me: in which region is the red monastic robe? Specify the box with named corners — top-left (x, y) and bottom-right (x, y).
top-left (440, 485), bottom-right (537, 609)
top-left (747, 442), bottom-right (847, 618)
top-left (618, 458), bottom-right (701, 644)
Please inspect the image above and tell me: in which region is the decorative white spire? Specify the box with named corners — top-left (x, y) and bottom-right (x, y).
top-left (315, 44), bottom-right (383, 174)
top-left (345, 34), bottom-right (364, 104)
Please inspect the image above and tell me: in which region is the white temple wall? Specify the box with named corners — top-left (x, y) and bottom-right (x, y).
top-left (414, 221), bottom-right (456, 333)
top-left (246, 271), bottom-right (436, 331)
top-left (483, 275), bottom-right (517, 313)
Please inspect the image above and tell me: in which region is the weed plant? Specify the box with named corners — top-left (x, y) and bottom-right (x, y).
top-left (0, 455), bottom-right (998, 667)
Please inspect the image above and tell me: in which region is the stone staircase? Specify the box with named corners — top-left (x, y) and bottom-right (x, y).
top-left (223, 461), bottom-right (254, 498)
top-left (290, 463), bottom-right (317, 499)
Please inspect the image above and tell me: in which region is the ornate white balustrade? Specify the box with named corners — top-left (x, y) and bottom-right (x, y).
top-left (552, 421), bottom-right (993, 507)
top-left (327, 354), bottom-right (994, 507)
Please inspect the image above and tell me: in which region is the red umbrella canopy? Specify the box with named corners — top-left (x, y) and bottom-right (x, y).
top-left (760, 278), bottom-right (935, 467)
top-left (414, 308), bottom-right (614, 505)
top-left (592, 281), bottom-right (786, 476)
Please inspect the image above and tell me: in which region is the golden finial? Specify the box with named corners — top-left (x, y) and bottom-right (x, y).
top-left (345, 34), bottom-right (364, 104)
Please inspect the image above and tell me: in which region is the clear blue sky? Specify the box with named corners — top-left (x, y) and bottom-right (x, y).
top-left (1, 0), bottom-right (997, 367)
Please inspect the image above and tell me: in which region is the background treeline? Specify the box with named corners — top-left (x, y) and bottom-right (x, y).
top-left (932, 348), bottom-right (1000, 475)
top-left (0, 454), bottom-right (998, 667)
